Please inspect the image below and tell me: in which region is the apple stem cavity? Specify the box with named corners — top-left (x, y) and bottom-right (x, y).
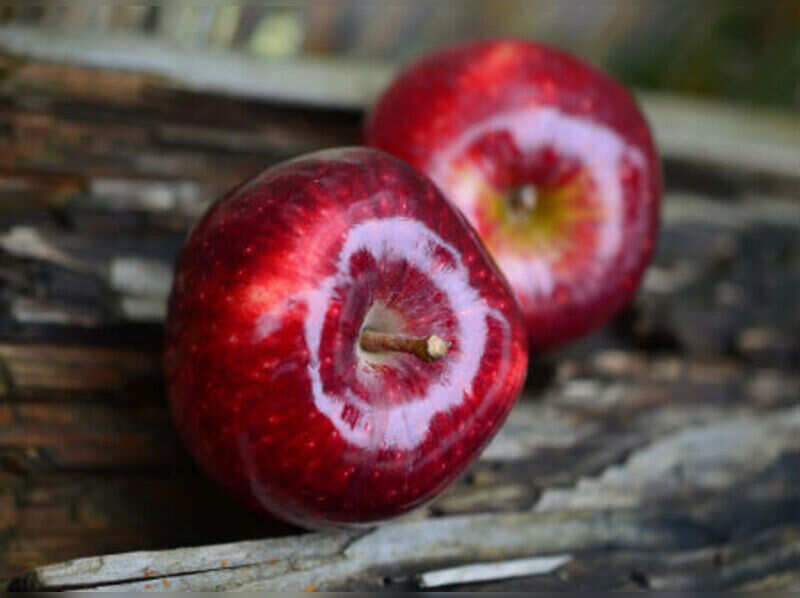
top-left (508, 184), bottom-right (538, 215)
top-left (359, 329), bottom-right (451, 362)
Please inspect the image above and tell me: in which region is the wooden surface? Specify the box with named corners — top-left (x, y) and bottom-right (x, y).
top-left (1, 24), bottom-right (800, 591)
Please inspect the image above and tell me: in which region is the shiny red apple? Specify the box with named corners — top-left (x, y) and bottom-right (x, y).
top-left (365, 40), bottom-right (662, 350)
top-left (164, 147), bottom-right (528, 528)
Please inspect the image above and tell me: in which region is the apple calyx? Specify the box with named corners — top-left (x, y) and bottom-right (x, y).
top-left (359, 329), bottom-right (451, 362)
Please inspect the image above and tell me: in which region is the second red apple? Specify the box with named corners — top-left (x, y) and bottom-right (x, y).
top-left (366, 40), bottom-right (662, 350)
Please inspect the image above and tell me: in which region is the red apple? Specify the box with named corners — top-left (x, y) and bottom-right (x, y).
top-left (164, 147), bottom-right (528, 528)
top-left (365, 40), bottom-right (662, 350)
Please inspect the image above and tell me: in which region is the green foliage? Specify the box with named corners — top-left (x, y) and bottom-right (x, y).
top-left (608, 1), bottom-right (800, 108)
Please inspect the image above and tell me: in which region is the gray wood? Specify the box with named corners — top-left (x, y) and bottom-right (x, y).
top-left (1, 22), bottom-right (799, 592)
top-left (1, 24), bottom-right (798, 180)
top-left (11, 406), bottom-right (800, 590)
top-left (0, 24), bottom-right (391, 110)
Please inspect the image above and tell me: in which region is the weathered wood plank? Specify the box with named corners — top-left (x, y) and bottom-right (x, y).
top-left (639, 93), bottom-right (800, 181)
top-left (535, 408), bottom-right (800, 512)
top-left (0, 343), bottom-right (158, 395)
top-left (0, 402), bottom-right (184, 471)
top-left (2, 183), bottom-right (799, 589)
top-left (3, 193), bottom-right (798, 335)
top-left (417, 554), bottom-right (572, 588)
top-left (1, 339), bottom-right (795, 583)
top-left (0, 22), bottom-right (798, 592)
top-left (438, 524), bottom-right (800, 591)
top-left (12, 529), bottom-right (356, 592)
top-left (0, 24), bottom-right (390, 110)
top-left (7, 398), bottom-right (800, 590)
top-left (14, 508), bottom-right (716, 591)
top-left (1, 343), bottom-right (793, 471)
top-left (0, 472), bottom-right (297, 580)
top-left (1, 24), bottom-right (798, 181)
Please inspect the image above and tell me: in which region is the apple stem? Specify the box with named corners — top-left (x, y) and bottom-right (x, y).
top-left (359, 329), bottom-right (451, 362)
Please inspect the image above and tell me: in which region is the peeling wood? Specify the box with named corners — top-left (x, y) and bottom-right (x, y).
top-left (0, 227), bottom-right (100, 276)
top-left (535, 408), bottom-right (800, 512)
top-left (0, 25), bottom-right (391, 110)
top-left (1, 25), bottom-right (798, 181)
top-left (418, 554), bottom-right (572, 588)
top-left (108, 258), bottom-right (172, 299)
top-left (1, 23), bottom-right (799, 590)
top-left (638, 93), bottom-right (800, 180)
top-left (11, 405), bottom-right (800, 590)
top-left (18, 509), bottom-right (715, 591)
top-left (22, 531), bottom-right (356, 591)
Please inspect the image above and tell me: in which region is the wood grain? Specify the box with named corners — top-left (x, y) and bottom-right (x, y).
top-left (1, 24), bottom-right (798, 182)
top-left (1, 24), bottom-right (799, 591)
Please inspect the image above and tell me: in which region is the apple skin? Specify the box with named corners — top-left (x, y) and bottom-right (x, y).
top-left (164, 147), bottom-right (528, 528)
top-left (365, 40), bottom-right (662, 350)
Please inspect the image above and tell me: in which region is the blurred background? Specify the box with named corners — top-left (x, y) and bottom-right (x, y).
top-left (2, 0), bottom-right (799, 109)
